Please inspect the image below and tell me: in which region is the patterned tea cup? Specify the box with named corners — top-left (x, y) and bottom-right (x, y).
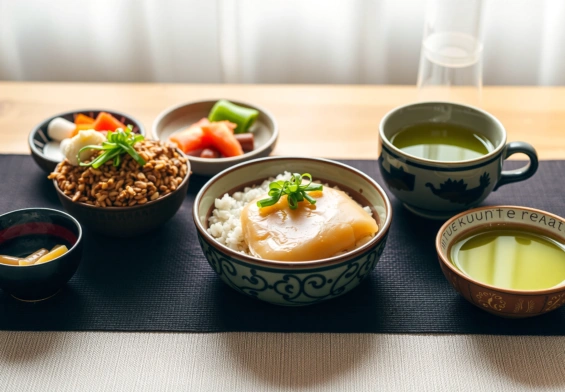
top-left (436, 205), bottom-right (565, 318)
top-left (193, 157), bottom-right (392, 306)
top-left (379, 102), bottom-right (538, 219)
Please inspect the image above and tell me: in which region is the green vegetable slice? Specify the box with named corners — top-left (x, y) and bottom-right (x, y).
top-left (208, 99), bottom-right (259, 134)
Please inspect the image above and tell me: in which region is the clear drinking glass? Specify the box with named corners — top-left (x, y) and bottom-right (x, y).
top-left (417, 0), bottom-right (484, 106)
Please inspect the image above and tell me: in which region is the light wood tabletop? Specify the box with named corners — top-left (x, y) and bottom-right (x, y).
top-left (1, 82), bottom-right (564, 159)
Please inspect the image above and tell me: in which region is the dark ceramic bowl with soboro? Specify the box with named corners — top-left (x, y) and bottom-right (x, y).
top-left (52, 148), bottom-right (191, 238)
top-left (29, 109), bottom-right (145, 173)
top-left (0, 208), bottom-right (83, 301)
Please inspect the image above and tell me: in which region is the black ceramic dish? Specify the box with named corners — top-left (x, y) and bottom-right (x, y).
top-left (52, 159), bottom-right (191, 237)
top-left (0, 208), bottom-right (83, 301)
top-left (28, 109), bottom-right (145, 173)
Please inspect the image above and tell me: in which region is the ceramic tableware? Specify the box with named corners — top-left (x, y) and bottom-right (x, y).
top-left (29, 109), bottom-right (145, 173)
top-left (0, 208), bottom-right (83, 301)
top-left (193, 156), bottom-right (392, 306)
top-left (379, 102), bottom-right (538, 219)
top-left (436, 205), bottom-right (565, 318)
top-left (153, 99), bottom-right (278, 176)
top-left (52, 149), bottom-right (191, 237)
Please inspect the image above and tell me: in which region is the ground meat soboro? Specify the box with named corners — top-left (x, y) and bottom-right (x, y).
top-left (49, 140), bottom-right (188, 208)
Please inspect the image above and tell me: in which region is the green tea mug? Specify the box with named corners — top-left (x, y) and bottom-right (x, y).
top-left (378, 102), bottom-right (538, 219)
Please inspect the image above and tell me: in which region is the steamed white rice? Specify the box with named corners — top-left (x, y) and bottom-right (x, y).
top-left (207, 172), bottom-right (374, 256)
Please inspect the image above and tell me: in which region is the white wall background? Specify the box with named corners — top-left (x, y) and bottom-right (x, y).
top-left (1, 0), bottom-right (564, 85)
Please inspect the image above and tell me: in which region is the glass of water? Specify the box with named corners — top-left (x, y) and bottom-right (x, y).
top-left (417, 0), bottom-right (483, 106)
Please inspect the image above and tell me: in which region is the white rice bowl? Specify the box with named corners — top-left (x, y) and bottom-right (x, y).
top-left (207, 172), bottom-right (375, 259)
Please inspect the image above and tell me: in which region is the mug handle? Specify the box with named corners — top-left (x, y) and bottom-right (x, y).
top-left (494, 141), bottom-right (539, 191)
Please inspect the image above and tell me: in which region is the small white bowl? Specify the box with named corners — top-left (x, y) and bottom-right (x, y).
top-left (152, 99), bottom-right (278, 176)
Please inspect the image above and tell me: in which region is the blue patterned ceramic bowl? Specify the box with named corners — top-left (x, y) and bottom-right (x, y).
top-left (193, 157), bottom-right (392, 306)
top-left (379, 102), bottom-right (538, 219)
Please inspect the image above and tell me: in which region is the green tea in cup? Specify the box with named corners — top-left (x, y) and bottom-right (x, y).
top-left (378, 102), bottom-right (539, 218)
top-left (450, 228), bottom-right (565, 290)
top-left (390, 122), bottom-right (495, 162)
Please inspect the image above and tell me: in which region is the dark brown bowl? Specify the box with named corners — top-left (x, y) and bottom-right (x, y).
top-left (53, 153), bottom-right (191, 237)
top-left (436, 205), bottom-right (565, 318)
top-left (0, 208), bottom-right (83, 301)
top-left (29, 109), bottom-right (145, 173)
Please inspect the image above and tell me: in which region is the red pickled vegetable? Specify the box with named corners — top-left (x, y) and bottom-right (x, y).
top-left (169, 118), bottom-right (211, 153)
top-left (185, 149), bottom-right (204, 157)
top-left (92, 112), bottom-right (127, 132)
top-left (168, 119), bottom-right (239, 156)
top-left (201, 122), bottom-right (244, 157)
top-left (169, 128), bottom-right (208, 153)
top-left (200, 148), bottom-right (220, 158)
top-left (192, 118), bottom-right (212, 128)
top-left (234, 133), bottom-right (254, 152)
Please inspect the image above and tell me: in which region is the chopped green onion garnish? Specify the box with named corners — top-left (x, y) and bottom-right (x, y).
top-left (78, 126), bottom-right (145, 168)
top-left (257, 173), bottom-right (323, 210)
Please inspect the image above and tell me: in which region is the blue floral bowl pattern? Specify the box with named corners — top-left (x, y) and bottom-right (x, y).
top-left (198, 232), bottom-right (388, 306)
top-left (193, 157), bottom-right (393, 306)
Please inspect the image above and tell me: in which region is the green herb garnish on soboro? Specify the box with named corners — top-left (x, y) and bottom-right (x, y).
top-left (78, 125), bottom-right (145, 168)
top-left (257, 173), bottom-right (323, 210)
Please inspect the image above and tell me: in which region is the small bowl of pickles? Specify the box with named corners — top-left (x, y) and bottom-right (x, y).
top-left (0, 208), bottom-right (83, 301)
top-left (436, 205), bottom-right (565, 318)
top-left (153, 99), bottom-right (278, 176)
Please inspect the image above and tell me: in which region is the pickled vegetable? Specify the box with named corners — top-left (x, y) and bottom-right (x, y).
top-left (0, 255), bottom-right (22, 266)
top-left (169, 118), bottom-right (211, 153)
top-left (92, 112), bottom-right (127, 132)
top-left (201, 122), bottom-right (244, 157)
top-left (208, 100), bottom-right (258, 134)
top-left (234, 133), bottom-right (254, 152)
top-left (35, 245), bottom-right (68, 264)
top-left (74, 113), bottom-right (95, 125)
top-left (19, 248), bottom-right (49, 266)
top-left (200, 148), bottom-right (220, 158)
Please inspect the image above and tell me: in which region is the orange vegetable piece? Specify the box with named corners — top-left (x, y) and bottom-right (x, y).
top-left (92, 112), bottom-right (127, 132)
top-left (218, 121), bottom-right (237, 133)
top-left (170, 128), bottom-right (209, 154)
top-left (168, 118), bottom-right (211, 153)
top-left (71, 123), bottom-right (97, 137)
top-left (192, 118), bottom-right (212, 128)
top-left (201, 122), bottom-right (244, 157)
top-left (74, 113), bottom-right (95, 125)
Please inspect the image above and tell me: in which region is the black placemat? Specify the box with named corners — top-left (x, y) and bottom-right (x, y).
top-left (0, 155), bottom-right (564, 335)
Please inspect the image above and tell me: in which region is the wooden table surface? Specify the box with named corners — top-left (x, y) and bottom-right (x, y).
top-left (1, 82), bottom-right (564, 159)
